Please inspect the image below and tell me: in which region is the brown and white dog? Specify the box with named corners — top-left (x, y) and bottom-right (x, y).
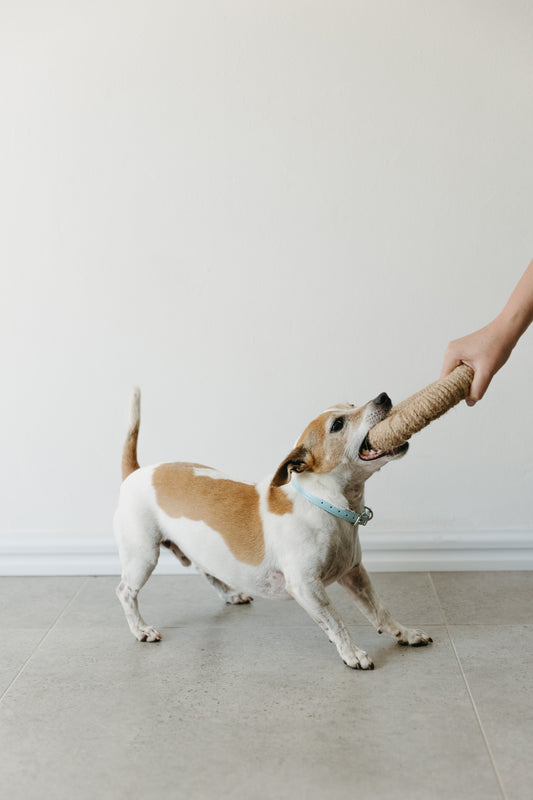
top-left (114, 388), bottom-right (432, 669)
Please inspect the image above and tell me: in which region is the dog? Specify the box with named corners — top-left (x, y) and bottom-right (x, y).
top-left (114, 388), bottom-right (432, 669)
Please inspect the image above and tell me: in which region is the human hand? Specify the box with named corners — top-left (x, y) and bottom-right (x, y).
top-left (440, 318), bottom-right (515, 406)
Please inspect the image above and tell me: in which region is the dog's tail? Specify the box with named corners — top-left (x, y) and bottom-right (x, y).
top-left (122, 387), bottom-right (141, 481)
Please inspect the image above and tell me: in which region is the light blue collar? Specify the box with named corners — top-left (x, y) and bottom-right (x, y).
top-left (291, 479), bottom-right (373, 527)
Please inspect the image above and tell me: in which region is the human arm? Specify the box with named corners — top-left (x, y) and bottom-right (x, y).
top-left (441, 260), bottom-right (533, 405)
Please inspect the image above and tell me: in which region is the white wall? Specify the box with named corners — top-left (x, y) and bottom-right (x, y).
top-left (1, 2), bottom-right (532, 552)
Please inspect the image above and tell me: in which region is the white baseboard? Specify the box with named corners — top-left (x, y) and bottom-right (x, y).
top-left (0, 530), bottom-right (532, 575)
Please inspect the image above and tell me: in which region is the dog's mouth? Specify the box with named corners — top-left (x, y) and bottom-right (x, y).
top-left (359, 435), bottom-right (409, 461)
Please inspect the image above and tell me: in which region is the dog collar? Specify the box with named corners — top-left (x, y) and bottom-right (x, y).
top-left (291, 479), bottom-right (373, 526)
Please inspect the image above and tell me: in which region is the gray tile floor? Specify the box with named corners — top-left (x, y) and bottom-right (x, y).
top-left (1, 572), bottom-right (532, 800)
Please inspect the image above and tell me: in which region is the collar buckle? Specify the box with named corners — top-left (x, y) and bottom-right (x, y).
top-left (357, 507), bottom-right (373, 526)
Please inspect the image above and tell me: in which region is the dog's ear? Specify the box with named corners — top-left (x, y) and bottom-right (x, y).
top-left (271, 445), bottom-right (314, 487)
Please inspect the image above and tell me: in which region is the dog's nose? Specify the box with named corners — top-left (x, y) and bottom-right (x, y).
top-left (373, 392), bottom-right (390, 406)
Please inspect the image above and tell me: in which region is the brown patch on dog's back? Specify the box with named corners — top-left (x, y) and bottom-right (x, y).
top-left (267, 486), bottom-right (293, 515)
top-left (153, 463), bottom-right (265, 566)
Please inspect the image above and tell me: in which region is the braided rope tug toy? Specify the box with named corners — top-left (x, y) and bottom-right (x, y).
top-left (366, 363), bottom-right (474, 451)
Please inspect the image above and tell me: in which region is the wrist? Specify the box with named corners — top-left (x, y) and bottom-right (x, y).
top-left (493, 308), bottom-right (527, 349)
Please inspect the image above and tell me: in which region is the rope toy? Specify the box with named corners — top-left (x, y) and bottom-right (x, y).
top-left (367, 364), bottom-right (474, 451)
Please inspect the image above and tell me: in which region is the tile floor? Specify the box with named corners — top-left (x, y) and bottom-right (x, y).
top-left (0, 572), bottom-right (531, 800)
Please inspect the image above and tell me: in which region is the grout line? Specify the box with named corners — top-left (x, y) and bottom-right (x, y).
top-left (0, 577), bottom-right (90, 705)
top-left (428, 573), bottom-right (508, 800)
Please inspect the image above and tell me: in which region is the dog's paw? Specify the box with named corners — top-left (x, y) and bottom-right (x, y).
top-left (343, 648), bottom-right (375, 670)
top-left (396, 628), bottom-right (433, 647)
top-left (136, 626), bottom-right (162, 643)
top-left (225, 593), bottom-right (253, 605)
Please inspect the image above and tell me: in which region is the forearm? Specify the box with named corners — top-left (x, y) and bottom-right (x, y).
top-left (441, 258), bottom-right (533, 403)
top-left (494, 259), bottom-right (533, 347)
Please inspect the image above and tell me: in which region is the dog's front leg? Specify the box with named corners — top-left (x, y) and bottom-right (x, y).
top-left (287, 577), bottom-right (374, 669)
top-left (338, 565), bottom-right (432, 646)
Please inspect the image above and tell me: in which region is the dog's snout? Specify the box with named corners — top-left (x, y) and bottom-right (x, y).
top-left (373, 392), bottom-right (391, 407)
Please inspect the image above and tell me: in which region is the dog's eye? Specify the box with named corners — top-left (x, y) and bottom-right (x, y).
top-left (330, 417), bottom-right (345, 434)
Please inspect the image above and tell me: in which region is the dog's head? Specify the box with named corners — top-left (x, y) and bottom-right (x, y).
top-left (271, 393), bottom-right (408, 487)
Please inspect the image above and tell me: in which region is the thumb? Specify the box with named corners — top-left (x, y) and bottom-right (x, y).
top-left (467, 367), bottom-right (492, 405)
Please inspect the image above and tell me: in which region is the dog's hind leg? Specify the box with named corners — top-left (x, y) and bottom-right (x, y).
top-left (161, 539), bottom-right (192, 567)
top-left (114, 512), bottom-right (162, 642)
top-left (339, 564), bottom-right (433, 647)
top-left (202, 573), bottom-right (253, 605)
top-left (159, 540), bottom-right (252, 604)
